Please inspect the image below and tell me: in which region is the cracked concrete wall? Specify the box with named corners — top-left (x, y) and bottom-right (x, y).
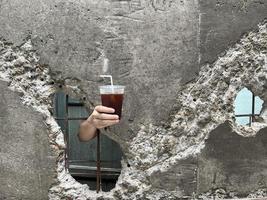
top-left (198, 123), bottom-right (267, 199)
top-left (0, 0), bottom-right (267, 199)
top-left (200, 0), bottom-right (267, 64)
top-left (0, 0), bottom-right (200, 129)
top-left (0, 78), bottom-right (57, 200)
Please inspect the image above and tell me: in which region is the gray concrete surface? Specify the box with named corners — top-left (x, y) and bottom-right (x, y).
top-left (0, 0), bottom-right (267, 199)
top-left (199, 0), bottom-right (267, 64)
top-left (0, 80), bottom-right (56, 200)
top-left (0, 0), bottom-right (266, 140)
top-left (0, 0), bottom-right (200, 130)
top-left (198, 123), bottom-right (267, 197)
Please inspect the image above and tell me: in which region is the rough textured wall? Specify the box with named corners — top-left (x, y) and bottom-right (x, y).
top-left (0, 0), bottom-right (200, 128)
top-left (0, 40), bottom-right (59, 199)
top-left (200, 0), bottom-right (267, 64)
top-left (0, 0), bottom-right (267, 199)
top-left (0, 79), bottom-right (57, 199)
top-left (198, 124), bottom-right (267, 199)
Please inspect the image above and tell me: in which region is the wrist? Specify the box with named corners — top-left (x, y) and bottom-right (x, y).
top-left (86, 116), bottom-right (97, 130)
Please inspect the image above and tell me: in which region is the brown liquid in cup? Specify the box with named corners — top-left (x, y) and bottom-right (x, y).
top-left (101, 94), bottom-right (124, 119)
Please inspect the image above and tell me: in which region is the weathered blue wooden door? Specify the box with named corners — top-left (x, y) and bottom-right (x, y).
top-left (54, 91), bottom-right (123, 191)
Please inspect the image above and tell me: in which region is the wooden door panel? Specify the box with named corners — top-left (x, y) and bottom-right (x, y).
top-left (55, 92), bottom-right (122, 169)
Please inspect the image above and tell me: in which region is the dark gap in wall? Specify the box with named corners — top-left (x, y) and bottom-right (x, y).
top-left (53, 90), bottom-right (123, 192)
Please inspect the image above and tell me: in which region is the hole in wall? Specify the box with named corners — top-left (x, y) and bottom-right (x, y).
top-left (234, 87), bottom-right (264, 126)
top-left (53, 91), bottom-right (123, 192)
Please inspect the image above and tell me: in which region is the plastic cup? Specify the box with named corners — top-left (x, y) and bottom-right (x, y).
top-left (99, 85), bottom-right (125, 119)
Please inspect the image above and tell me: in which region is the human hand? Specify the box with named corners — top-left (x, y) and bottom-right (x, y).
top-left (87, 105), bottom-right (120, 129)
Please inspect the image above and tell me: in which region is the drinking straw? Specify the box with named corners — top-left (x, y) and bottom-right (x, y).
top-left (100, 58), bottom-right (114, 92)
top-left (100, 75), bottom-right (113, 86)
top-left (100, 74), bottom-right (114, 94)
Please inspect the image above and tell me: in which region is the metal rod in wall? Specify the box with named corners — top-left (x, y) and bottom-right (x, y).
top-left (64, 132), bottom-right (67, 170)
top-left (96, 129), bottom-right (101, 193)
top-left (65, 95), bottom-right (69, 171)
top-left (235, 114), bottom-right (260, 117)
top-left (252, 93), bottom-right (255, 124)
top-left (55, 117), bottom-right (88, 120)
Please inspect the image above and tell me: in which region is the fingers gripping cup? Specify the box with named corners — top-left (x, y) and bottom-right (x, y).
top-left (99, 85), bottom-right (125, 119)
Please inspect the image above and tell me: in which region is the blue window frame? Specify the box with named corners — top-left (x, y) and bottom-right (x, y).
top-left (234, 88), bottom-right (263, 126)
